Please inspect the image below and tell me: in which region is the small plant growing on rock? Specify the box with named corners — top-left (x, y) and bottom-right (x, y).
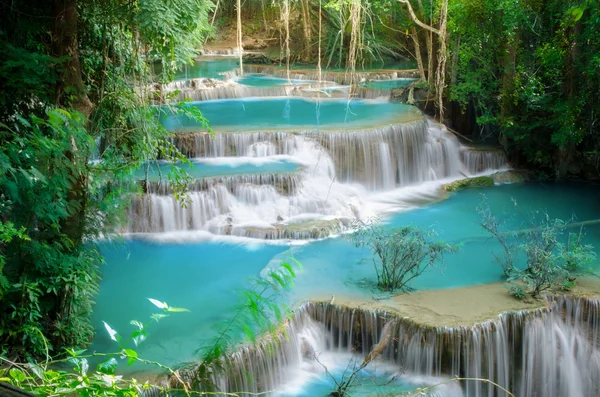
top-left (507, 216), bottom-right (596, 298)
top-left (352, 222), bottom-right (458, 293)
top-left (478, 196), bottom-right (596, 299)
top-left (477, 196), bottom-right (517, 277)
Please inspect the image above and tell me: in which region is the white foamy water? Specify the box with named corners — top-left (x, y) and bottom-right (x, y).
top-left (127, 118), bottom-right (509, 239)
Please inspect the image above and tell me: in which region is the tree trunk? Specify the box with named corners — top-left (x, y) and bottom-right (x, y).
top-left (237, 0), bottom-right (243, 76)
top-left (435, 0), bottom-right (449, 122)
top-left (426, 31), bottom-right (434, 87)
top-left (260, 0), bottom-right (268, 33)
top-left (53, 0), bottom-right (92, 116)
top-left (410, 27), bottom-right (426, 81)
top-left (450, 34), bottom-right (460, 87)
top-left (300, 0), bottom-right (312, 62)
top-left (52, 0), bottom-right (90, 246)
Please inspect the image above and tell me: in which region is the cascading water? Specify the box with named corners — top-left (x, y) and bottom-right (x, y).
top-left (170, 296), bottom-right (600, 397)
top-left (461, 148), bottom-right (509, 174)
top-left (226, 65), bottom-right (421, 85)
top-left (128, 115), bottom-right (508, 236)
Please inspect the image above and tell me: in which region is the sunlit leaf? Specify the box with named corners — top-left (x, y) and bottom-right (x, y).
top-left (103, 321), bottom-right (122, 343)
top-left (148, 298), bottom-right (168, 309)
top-left (123, 348), bottom-right (138, 365)
top-left (97, 358), bottom-right (118, 375)
top-left (165, 306), bottom-right (189, 313)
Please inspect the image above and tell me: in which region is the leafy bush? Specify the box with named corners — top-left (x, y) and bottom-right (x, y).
top-left (352, 223), bottom-right (458, 293)
top-left (478, 196), bottom-right (596, 298)
top-left (476, 197), bottom-right (516, 276)
top-left (508, 217), bottom-right (596, 298)
top-left (0, 298), bottom-right (187, 397)
top-left (0, 260), bottom-right (301, 396)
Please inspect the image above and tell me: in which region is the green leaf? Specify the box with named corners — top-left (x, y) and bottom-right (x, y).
top-left (97, 358), bottom-right (118, 375)
top-left (9, 368), bottom-right (26, 383)
top-left (165, 306), bottom-right (190, 313)
top-left (132, 329), bottom-right (148, 346)
top-left (123, 349), bottom-right (138, 366)
top-left (280, 262), bottom-right (295, 278)
top-left (103, 321), bottom-right (122, 344)
top-left (28, 364), bottom-right (44, 380)
top-left (150, 313), bottom-right (168, 322)
top-left (130, 320), bottom-right (144, 330)
top-left (148, 298), bottom-right (168, 309)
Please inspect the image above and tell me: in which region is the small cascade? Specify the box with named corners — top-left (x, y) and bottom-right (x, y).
top-left (154, 77), bottom-right (342, 103)
top-left (461, 148), bottom-right (509, 174)
top-left (171, 120), bottom-right (464, 191)
top-left (310, 120), bottom-right (463, 190)
top-left (127, 136), bottom-right (368, 235)
top-left (172, 131), bottom-right (296, 158)
top-left (200, 48), bottom-right (241, 56)
top-left (172, 296), bottom-right (600, 397)
top-left (231, 65), bottom-right (421, 85)
top-left (144, 173), bottom-right (303, 196)
top-left (128, 118), bottom-right (509, 235)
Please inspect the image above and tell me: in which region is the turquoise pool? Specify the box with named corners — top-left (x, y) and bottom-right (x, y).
top-left (92, 182), bottom-right (600, 369)
top-left (134, 159), bottom-right (302, 180)
top-left (236, 74), bottom-right (319, 87)
top-left (160, 98), bottom-right (422, 133)
top-left (360, 78), bottom-right (417, 90)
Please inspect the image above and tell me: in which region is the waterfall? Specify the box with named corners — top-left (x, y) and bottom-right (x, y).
top-left (171, 131), bottom-right (297, 158)
top-left (170, 296), bottom-right (600, 397)
top-left (171, 120), bottom-right (464, 191)
top-left (128, 119), bottom-right (508, 235)
top-left (127, 136), bottom-right (367, 235)
top-left (154, 78), bottom-right (399, 103)
top-left (144, 173), bottom-right (303, 196)
top-left (309, 120), bottom-right (463, 190)
top-left (461, 148), bottom-right (509, 174)
top-left (228, 65), bottom-right (421, 85)
top-left (200, 48), bottom-right (241, 56)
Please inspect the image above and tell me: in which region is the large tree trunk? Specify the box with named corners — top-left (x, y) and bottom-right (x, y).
top-left (410, 27), bottom-right (426, 81)
top-left (53, 0), bottom-right (90, 247)
top-left (435, 0), bottom-right (449, 122)
top-left (53, 0), bottom-right (93, 116)
top-left (237, 0), bottom-right (243, 76)
top-left (426, 31), bottom-right (434, 87)
top-left (300, 0), bottom-right (312, 62)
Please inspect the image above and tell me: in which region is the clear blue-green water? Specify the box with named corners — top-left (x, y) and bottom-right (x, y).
top-left (93, 182), bottom-right (600, 369)
top-left (282, 59), bottom-right (418, 71)
top-left (134, 159), bottom-right (302, 180)
top-left (360, 78), bottom-right (417, 90)
top-left (236, 74), bottom-right (318, 87)
top-left (153, 58), bottom-right (239, 81)
top-left (176, 58), bottom-right (239, 80)
top-left (276, 358), bottom-right (461, 397)
top-left (159, 57), bottom-right (417, 82)
top-left (161, 98), bottom-right (421, 133)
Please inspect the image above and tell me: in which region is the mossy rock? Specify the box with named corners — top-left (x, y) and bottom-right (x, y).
top-left (443, 176), bottom-right (495, 192)
top-left (491, 169), bottom-right (531, 184)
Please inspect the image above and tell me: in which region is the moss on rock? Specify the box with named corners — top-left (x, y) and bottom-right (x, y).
top-left (443, 176), bottom-right (495, 192)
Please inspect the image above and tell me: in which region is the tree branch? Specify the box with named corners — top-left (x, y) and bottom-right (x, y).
top-left (397, 0), bottom-right (440, 36)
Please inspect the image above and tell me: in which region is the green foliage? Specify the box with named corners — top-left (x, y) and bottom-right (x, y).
top-left (477, 196), bottom-right (516, 276)
top-left (0, 0), bottom-right (213, 360)
top-left (1, 257), bottom-right (300, 396)
top-left (478, 196), bottom-right (596, 299)
top-left (507, 217), bottom-right (596, 298)
top-left (352, 222), bottom-right (458, 292)
top-left (443, 176), bottom-right (495, 192)
top-left (171, 260), bottom-right (302, 393)
top-left (1, 299), bottom-right (190, 397)
top-left (449, 0), bottom-right (600, 173)
top-left (0, 109), bottom-right (105, 358)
